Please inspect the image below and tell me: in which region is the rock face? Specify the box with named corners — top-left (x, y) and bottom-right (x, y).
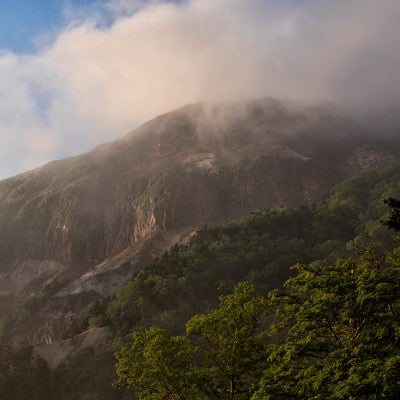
top-left (34, 327), bottom-right (112, 369)
top-left (0, 98), bottom-right (399, 344)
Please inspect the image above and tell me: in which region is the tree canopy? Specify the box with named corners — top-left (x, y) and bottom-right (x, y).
top-left (382, 197), bottom-right (400, 231)
top-left (115, 282), bottom-right (267, 400)
top-left (4, 165), bottom-right (400, 399)
top-left (116, 243), bottom-right (400, 399)
top-left (255, 244), bottom-right (400, 399)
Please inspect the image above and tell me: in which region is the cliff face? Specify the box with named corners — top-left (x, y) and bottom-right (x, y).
top-left (0, 98), bottom-right (399, 343)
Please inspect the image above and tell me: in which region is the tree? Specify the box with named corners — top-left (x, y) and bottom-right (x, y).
top-left (382, 197), bottom-right (400, 231)
top-left (115, 282), bottom-right (267, 399)
top-left (0, 346), bottom-right (53, 400)
top-left (253, 244), bottom-right (400, 399)
top-left (186, 282), bottom-right (267, 400)
top-left (115, 327), bottom-right (203, 400)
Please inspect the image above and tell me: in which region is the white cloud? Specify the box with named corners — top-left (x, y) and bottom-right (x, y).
top-left (0, 0), bottom-right (400, 178)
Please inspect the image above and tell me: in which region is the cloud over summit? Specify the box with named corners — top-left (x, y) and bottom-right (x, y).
top-left (0, 0), bottom-right (399, 178)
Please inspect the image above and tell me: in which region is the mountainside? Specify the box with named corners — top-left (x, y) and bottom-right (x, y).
top-left (1, 98), bottom-right (400, 344)
top-left (2, 163), bottom-right (400, 400)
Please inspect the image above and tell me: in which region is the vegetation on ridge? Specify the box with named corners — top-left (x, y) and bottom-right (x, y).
top-left (2, 164), bottom-right (400, 398)
top-left (116, 241), bottom-right (400, 399)
top-left (73, 165), bottom-right (400, 338)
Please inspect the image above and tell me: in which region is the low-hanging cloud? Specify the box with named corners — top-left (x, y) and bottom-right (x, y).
top-left (0, 0), bottom-right (400, 178)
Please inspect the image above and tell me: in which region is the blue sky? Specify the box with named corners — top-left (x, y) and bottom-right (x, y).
top-left (0, 0), bottom-right (399, 179)
top-left (0, 0), bottom-right (183, 53)
top-left (0, 0), bottom-right (92, 52)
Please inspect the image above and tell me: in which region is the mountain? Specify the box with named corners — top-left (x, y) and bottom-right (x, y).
top-left (0, 98), bottom-right (400, 344)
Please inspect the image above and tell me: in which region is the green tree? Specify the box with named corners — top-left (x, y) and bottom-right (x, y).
top-left (382, 197), bottom-right (400, 231)
top-left (186, 282), bottom-right (267, 400)
top-left (253, 244), bottom-right (400, 399)
top-left (115, 327), bottom-right (203, 400)
top-left (115, 282), bottom-right (267, 399)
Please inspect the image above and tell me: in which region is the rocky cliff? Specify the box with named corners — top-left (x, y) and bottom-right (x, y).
top-left (0, 98), bottom-right (399, 344)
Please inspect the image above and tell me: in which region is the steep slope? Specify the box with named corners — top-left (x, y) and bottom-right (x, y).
top-left (9, 164), bottom-right (400, 400)
top-left (0, 98), bottom-right (399, 344)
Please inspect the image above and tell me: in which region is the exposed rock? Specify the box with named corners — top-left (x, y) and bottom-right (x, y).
top-left (0, 98), bottom-right (400, 344)
top-left (34, 327), bottom-right (112, 369)
top-left (56, 226), bottom-right (197, 298)
top-left (0, 259), bottom-right (67, 295)
top-left (342, 145), bottom-right (396, 173)
top-left (182, 152), bottom-right (218, 174)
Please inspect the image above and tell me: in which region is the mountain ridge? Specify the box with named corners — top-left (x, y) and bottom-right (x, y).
top-left (1, 98), bottom-right (400, 344)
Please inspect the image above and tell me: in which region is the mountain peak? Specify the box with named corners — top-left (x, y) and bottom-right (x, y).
top-left (1, 98), bottom-right (400, 344)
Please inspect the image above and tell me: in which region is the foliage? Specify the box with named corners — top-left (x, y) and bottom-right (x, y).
top-left (116, 241), bottom-right (400, 399)
top-left (0, 346), bottom-right (53, 400)
top-left (88, 207), bottom-right (318, 337)
top-left (116, 282), bottom-right (267, 399)
top-left (186, 282), bottom-right (268, 399)
top-left (382, 197), bottom-right (400, 231)
top-left (4, 164), bottom-right (400, 399)
top-left (116, 327), bottom-right (203, 400)
top-left (253, 244), bottom-right (400, 399)
top-left (81, 165), bottom-right (400, 339)
top-left (53, 348), bottom-right (131, 400)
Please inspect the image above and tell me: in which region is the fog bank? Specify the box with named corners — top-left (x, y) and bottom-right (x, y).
top-left (0, 0), bottom-right (399, 177)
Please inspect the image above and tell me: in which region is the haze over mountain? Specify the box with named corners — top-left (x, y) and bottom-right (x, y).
top-left (1, 98), bottom-right (400, 344)
top-left (2, 2), bottom-right (400, 399)
top-left (1, 0), bottom-right (400, 178)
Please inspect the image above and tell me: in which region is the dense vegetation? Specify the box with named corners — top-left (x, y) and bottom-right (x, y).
top-left (116, 244), bottom-right (400, 399)
top-left (116, 282), bottom-right (268, 399)
top-left (75, 165), bottom-right (400, 337)
top-left (2, 164), bottom-right (400, 398)
top-left (256, 244), bottom-right (400, 399)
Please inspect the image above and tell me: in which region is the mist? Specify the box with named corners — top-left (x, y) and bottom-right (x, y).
top-left (0, 0), bottom-right (400, 178)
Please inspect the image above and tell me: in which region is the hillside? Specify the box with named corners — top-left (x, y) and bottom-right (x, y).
top-left (0, 98), bottom-right (400, 344)
top-left (71, 164), bottom-right (400, 339)
top-left (1, 163), bottom-right (400, 399)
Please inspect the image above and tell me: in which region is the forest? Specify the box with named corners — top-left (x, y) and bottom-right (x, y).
top-left (2, 164), bottom-right (400, 399)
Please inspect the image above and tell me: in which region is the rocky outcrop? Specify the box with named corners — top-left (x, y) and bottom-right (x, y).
top-left (0, 98), bottom-right (399, 344)
top-left (34, 327), bottom-right (112, 369)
